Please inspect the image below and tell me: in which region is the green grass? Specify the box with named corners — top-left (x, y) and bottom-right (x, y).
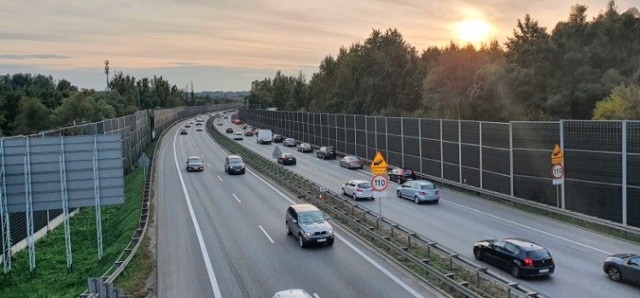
top-left (0, 166), bottom-right (145, 298)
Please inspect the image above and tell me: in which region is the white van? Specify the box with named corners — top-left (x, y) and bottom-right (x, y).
top-left (256, 129), bottom-right (273, 144)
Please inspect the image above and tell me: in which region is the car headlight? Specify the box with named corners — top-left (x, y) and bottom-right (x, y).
top-left (304, 232), bottom-right (312, 237)
top-left (328, 230), bottom-right (334, 235)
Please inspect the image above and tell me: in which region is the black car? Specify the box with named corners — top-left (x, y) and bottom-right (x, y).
top-left (603, 253), bottom-right (640, 285)
top-left (180, 129), bottom-right (188, 135)
top-left (277, 153), bottom-right (297, 165)
top-left (316, 146), bottom-right (336, 159)
top-left (226, 128), bottom-right (234, 133)
top-left (244, 130), bottom-right (253, 136)
top-left (273, 134), bottom-right (284, 143)
top-left (473, 238), bottom-right (555, 278)
top-left (224, 154), bottom-right (245, 175)
top-left (388, 168), bottom-right (417, 184)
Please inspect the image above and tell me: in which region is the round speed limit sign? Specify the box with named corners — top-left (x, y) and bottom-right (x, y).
top-left (551, 164), bottom-right (564, 179)
top-left (371, 175), bottom-right (389, 191)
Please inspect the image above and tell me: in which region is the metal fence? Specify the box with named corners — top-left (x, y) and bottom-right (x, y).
top-left (239, 108), bottom-right (640, 228)
top-left (1, 104), bottom-right (236, 267)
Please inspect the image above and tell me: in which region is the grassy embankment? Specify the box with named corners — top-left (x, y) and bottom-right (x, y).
top-left (0, 164), bottom-right (145, 297)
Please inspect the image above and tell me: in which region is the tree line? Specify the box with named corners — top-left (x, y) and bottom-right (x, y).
top-left (245, 1), bottom-right (640, 121)
top-left (0, 72), bottom-right (234, 136)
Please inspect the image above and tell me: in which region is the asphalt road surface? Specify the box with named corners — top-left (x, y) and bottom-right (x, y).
top-left (220, 118), bottom-right (640, 298)
top-left (156, 117), bottom-right (444, 298)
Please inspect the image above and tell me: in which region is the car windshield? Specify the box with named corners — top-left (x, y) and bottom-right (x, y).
top-left (527, 249), bottom-right (551, 259)
top-left (229, 159), bottom-right (243, 165)
top-left (347, 156), bottom-right (358, 161)
top-left (299, 211), bottom-right (325, 223)
top-left (188, 157), bottom-right (201, 163)
top-left (420, 184), bottom-right (435, 190)
top-left (282, 154), bottom-right (292, 158)
top-left (357, 183), bottom-right (372, 188)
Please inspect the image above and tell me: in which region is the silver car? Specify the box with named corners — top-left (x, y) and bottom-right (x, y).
top-left (297, 142), bottom-right (312, 153)
top-left (286, 204), bottom-right (334, 248)
top-left (603, 253), bottom-right (640, 285)
top-left (283, 138), bottom-right (297, 147)
top-left (396, 180), bottom-right (439, 204)
top-left (342, 179), bottom-right (374, 200)
top-left (339, 155), bottom-right (363, 169)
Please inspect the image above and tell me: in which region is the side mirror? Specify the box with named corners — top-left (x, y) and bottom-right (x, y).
top-left (324, 214), bottom-right (330, 220)
top-left (291, 219), bottom-right (297, 224)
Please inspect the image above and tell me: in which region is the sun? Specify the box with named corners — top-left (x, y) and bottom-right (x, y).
top-left (456, 19), bottom-right (490, 43)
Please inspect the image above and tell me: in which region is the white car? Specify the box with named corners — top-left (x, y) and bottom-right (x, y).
top-left (233, 132), bottom-right (244, 140)
top-left (342, 179), bottom-right (374, 200)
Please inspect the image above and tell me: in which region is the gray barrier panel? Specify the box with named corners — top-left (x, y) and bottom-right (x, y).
top-left (2, 135), bottom-right (124, 212)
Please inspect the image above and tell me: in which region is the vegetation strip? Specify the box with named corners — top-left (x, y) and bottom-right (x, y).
top-left (206, 119), bottom-right (540, 298)
top-left (0, 166), bottom-right (145, 297)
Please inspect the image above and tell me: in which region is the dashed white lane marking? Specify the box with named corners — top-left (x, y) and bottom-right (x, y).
top-left (313, 294), bottom-right (320, 298)
top-left (217, 175), bottom-right (223, 182)
top-left (398, 202), bottom-right (417, 210)
top-left (232, 194), bottom-right (242, 204)
top-left (207, 163), bottom-right (211, 168)
top-left (258, 225), bottom-right (274, 244)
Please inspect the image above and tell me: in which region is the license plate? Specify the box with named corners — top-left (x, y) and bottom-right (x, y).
top-left (539, 269), bottom-right (549, 273)
top-left (317, 238), bottom-right (326, 242)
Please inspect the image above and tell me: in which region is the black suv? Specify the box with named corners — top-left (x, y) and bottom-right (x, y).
top-left (473, 238), bottom-right (555, 278)
top-left (316, 146), bottom-right (336, 159)
top-left (273, 134), bottom-right (284, 143)
top-left (224, 154), bottom-right (245, 175)
top-left (286, 204), bottom-right (334, 248)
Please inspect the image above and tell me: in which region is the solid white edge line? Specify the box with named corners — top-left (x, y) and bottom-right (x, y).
top-left (217, 175), bottom-right (223, 182)
top-left (232, 194), bottom-right (242, 204)
top-left (258, 225), bottom-right (275, 244)
top-left (444, 200), bottom-right (613, 255)
top-left (172, 129), bottom-right (223, 298)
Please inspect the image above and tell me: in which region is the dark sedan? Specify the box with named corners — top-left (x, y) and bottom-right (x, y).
top-left (185, 156), bottom-right (204, 172)
top-left (473, 238), bottom-right (555, 278)
top-left (226, 128), bottom-right (234, 133)
top-left (180, 129), bottom-right (188, 135)
top-left (273, 134), bottom-right (284, 143)
top-left (603, 253), bottom-right (640, 285)
top-left (277, 153), bottom-right (297, 165)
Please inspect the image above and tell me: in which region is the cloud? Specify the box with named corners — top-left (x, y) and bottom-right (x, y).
top-left (0, 54), bottom-right (70, 60)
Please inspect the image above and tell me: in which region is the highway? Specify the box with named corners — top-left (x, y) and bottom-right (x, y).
top-left (155, 117), bottom-right (444, 298)
top-left (218, 117), bottom-right (640, 298)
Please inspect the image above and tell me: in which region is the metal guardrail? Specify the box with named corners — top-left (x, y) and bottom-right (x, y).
top-left (207, 119), bottom-right (544, 298)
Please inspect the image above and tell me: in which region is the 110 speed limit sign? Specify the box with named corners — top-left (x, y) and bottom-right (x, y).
top-left (371, 175), bottom-right (389, 191)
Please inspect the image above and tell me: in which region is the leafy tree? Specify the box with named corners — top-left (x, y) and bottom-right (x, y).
top-left (592, 83), bottom-right (640, 119)
top-left (13, 97), bottom-right (51, 134)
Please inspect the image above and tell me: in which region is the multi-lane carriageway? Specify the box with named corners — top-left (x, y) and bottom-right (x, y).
top-left (155, 115), bottom-right (640, 298)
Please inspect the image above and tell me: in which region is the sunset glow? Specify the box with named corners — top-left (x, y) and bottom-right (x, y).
top-left (456, 19), bottom-right (491, 43)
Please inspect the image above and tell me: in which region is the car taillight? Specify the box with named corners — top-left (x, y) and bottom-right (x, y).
top-left (524, 257), bottom-right (533, 267)
top-left (356, 188), bottom-right (362, 192)
top-left (435, 190), bottom-right (439, 195)
top-left (419, 191), bottom-right (425, 195)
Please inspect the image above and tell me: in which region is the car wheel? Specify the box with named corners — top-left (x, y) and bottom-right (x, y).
top-left (342, 187), bottom-right (346, 195)
top-left (474, 248), bottom-right (483, 260)
top-left (293, 161), bottom-right (296, 165)
top-left (396, 190), bottom-right (402, 198)
top-left (286, 223), bottom-right (292, 235)
top-left (510, 264), bottom-right (521, 278)
top-left (414, 196), bottom-right (420, 204)
top-left (606, 266), bottom-right (622, 282)
top-left (298, 234), bottom-right (306, 248)
top-left (353, 193), bottom-right (358, 201)
top-left (327, 239), bottom-right (334, 246)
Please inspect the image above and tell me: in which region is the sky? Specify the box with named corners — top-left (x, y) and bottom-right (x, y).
top-left (0, 0), bottom-right (637, 92)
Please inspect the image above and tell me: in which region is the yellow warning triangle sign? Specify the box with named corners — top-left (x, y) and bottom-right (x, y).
top-left (370, 152), bottom-right (388, 174)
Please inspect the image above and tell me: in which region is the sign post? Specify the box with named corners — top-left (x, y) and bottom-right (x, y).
top-left (370, 152), bottom-right (388, 216)
top-left (551, 144), bottom-right (564, 207)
